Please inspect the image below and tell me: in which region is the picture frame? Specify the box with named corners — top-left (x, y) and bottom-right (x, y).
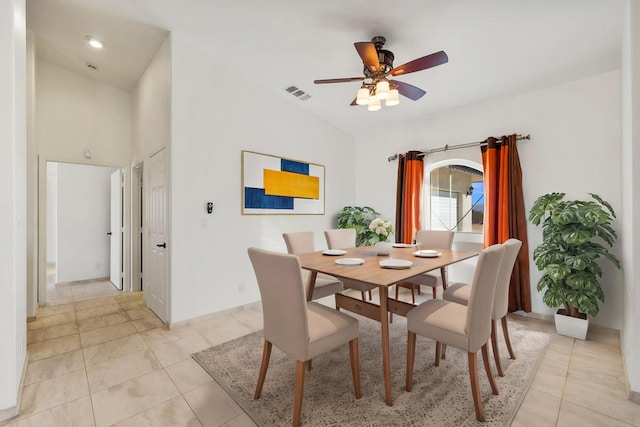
top-left (241, 150), bottom-right (325, 215)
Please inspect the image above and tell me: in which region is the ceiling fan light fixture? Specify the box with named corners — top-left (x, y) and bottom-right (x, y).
top-left (85, 35), bottom-right (104, 49)
top-left (375, 80), bottom-right (390, 99)
top-left (367, 95), bottom-right (381, 111)
top-left (356, 86), bottom-right (370, 105)
top-left (386, 89), bottom-right (400, 106)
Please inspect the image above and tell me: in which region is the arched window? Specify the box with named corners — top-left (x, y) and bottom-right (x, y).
top-left (425, 159), bottom-right (483, 234)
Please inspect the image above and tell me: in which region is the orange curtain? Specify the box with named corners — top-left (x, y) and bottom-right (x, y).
top-left (481, 135), bottom-right (531, 312)
top-left (395, 151), bottom-right (423, 243)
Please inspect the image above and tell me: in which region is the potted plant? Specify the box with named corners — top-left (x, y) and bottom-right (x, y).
top-left (528, 192), bottom-right (621, 339)
top-left (337, 206), bottom-right (393, 246)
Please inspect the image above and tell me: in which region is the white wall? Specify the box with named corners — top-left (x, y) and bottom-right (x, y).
top-left (36, 60), bottom-right (131, 164)
top-left (55, 163), bottom-right (118, 283)
top-left (132, 35), bottom-right (171, 163)
top-left (0, 0), bottom-right (26, 418)
top-left (355, 70), bottom-right (623, 329)
top-left (621, 0), bottom-right (640, 399)
top-left (168, 32), bottom-right (356, 324)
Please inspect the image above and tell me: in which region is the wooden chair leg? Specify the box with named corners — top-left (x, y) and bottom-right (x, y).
top-left (367, 290), bottom-right (372, 300)
top-left (406, 331), bottom-right (416, 391)
top-left (435, 341), bottom-right (442, 367)
top-left (440, 267), bottom-right (447, 291)
top-left (254, 340), bottom-right (272, 399)
top-left (491, 319), bottom-right (504, 377)
top-left (349, 338), bottom-right (362, 399)
top-left (502, 316), bottom-right (516, 359)
top-left (482, 343), bottom-right (499, 395)
top-left (360, 291), bottom-right (366, 301)
top-left (410, 284), bottom-right (416, 304)
top-left (293, 361), bottom-right (306, 427)
top-left (468, 352), bottom-right (484, 422)
top-left (431, 286), bottom-right (437, 299)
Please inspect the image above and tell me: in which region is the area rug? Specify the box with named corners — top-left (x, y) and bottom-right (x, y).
top-left (192, 314), bottom-right (549, 426)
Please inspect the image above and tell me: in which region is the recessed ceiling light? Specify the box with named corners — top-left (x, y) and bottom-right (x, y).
top-left (85, 35), bottom-right (104, 49)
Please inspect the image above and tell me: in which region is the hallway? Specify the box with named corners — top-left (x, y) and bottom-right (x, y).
top-left (5, 283), bottom-right (259, 426)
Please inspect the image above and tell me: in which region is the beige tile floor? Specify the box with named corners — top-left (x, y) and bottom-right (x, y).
top-left (3, 280), bottom-right (640, 426)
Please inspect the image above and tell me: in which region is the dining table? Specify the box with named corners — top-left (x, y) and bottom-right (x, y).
top-left (297, 244), bottom-right (478, 406)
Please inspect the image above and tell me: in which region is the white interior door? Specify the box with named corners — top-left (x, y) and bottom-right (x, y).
top-left (146, 150), bottom-right (168, 321)
top-left (110, 169), bottom-right (123, 290)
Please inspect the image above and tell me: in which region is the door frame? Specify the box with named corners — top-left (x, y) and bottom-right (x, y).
top-left (131, 162), bottom-right (144, 292)
top-left (37, 155), bottom-right (132, 304)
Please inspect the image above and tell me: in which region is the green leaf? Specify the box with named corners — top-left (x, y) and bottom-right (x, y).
top-left (528, 192), bottom-right (566, 225)
top-left (565, 271), bottom-right (598, 290)
top-left (589, 193), bottom-right (616, 218)
top-left (546, 264), bottom-right (571, 281)
top-left (563, 253), bottom-right (595, 271)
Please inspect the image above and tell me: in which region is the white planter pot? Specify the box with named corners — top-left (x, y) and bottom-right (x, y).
top-left (554, 309), bottom-right (589, 340)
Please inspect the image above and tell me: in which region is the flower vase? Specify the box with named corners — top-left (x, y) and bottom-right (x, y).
top-left (374, 241), bottom-right (392, 255)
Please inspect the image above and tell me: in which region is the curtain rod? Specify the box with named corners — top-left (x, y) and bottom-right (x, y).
top-left (387, 134), bottom-right (531, 162)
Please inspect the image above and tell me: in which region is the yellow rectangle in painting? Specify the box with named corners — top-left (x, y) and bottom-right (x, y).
top-left (263, 169), bottom-right (319, 199)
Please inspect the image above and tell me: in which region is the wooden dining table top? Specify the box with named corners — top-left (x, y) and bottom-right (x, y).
top-left (297, 245), bottom-right (478, 288)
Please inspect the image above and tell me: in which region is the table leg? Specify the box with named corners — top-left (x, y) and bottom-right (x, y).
top-left (379, 286), bottom-right (393, 406)
top-left (306, 271), bottom-right (317, 302)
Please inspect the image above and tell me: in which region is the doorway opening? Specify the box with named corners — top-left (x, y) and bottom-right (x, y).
top-left (42, 160), bottom-right (130, 304)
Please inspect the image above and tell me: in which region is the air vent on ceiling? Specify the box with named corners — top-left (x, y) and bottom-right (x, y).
top-left (284, 85), bottom-right (311, 101)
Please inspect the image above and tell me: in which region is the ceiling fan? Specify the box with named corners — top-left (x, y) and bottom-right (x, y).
top-left (314, 36), bottom-right (448, 111)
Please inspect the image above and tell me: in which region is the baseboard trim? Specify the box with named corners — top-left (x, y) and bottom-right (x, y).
top-left (168, 300), bottom-right (261, 330)
top-left (0, 351), bottom-right (28, 422)
top-left (630, 390), bottom-right (640, 404)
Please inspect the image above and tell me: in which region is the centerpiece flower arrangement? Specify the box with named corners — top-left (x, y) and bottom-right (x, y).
top-left (337, 206), bottom-right (393, 246)
top-left (367, 218), bottom-right (393, 245)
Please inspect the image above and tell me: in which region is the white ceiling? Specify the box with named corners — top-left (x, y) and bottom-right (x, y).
top-left (26, 0), bottom-right (625, 137)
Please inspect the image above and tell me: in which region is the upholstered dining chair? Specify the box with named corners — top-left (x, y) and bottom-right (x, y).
top-left (283, 232), bottom-right (344, 301)
top-left (324, 228), bottom-right (376, 301)
top-left (395, 229), bottom-right (455, 302)
top-left (405, 244), bottom-right (505, 422)
top-left (247, 247), bottom-right (362, 427)
top-left (443, 238), bottom-right (523, 377)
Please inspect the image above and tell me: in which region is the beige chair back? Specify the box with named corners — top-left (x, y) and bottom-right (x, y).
top-left (324, 228), bottom-right (356, 250)
top-left (493, 238), bottom-right (522, 320)
top-left (247, 247), bottom-right (309, 360)
top-left (415, 229), bottom-right (454, 250)
top-left (283, 231), bottom-right (315, 254)
top-left (465, 244), bottom-right (505, 352)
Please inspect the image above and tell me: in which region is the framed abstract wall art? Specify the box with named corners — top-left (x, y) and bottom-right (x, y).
top-left (241, 150), bottom-right (325, 215)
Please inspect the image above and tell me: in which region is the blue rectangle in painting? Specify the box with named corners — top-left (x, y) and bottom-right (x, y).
top-left (244, 187), bottom-right (294, 209)
top-left (281, 159), bottom-right (309, 175)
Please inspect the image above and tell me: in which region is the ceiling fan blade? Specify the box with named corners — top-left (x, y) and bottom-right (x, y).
top-left (314, 77), bottom-right (364, 84)
top-left (354, 42), bottom-right (380, 73)
top-left (350, 97), bottom-right (358, 106)
top-left (390, 50), bottom-right (448, 76)
top-left (390, 80), bottom-right (426, 101)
